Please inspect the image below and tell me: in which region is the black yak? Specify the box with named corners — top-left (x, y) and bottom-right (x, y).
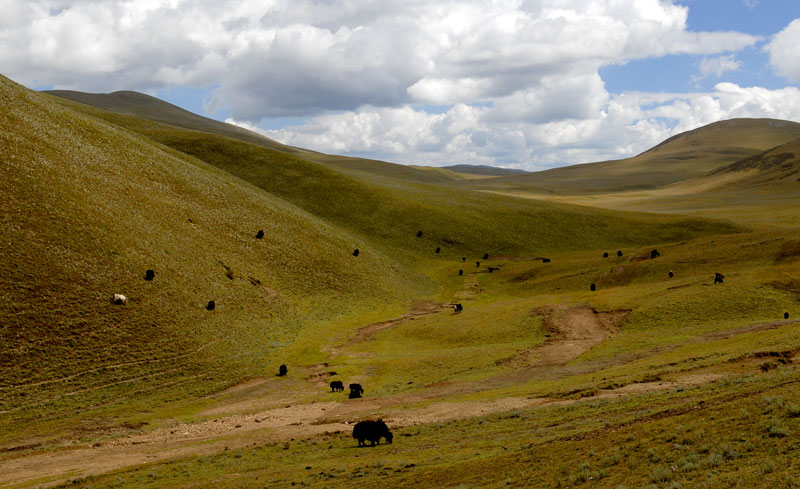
top-left (455, 303), bottom-right (463, 313)
top-left (330, 380), bottom-right (344, 392)
top-left (785, 312), bottom-right (790, 319)
top-left (542, 258), bottom-right (551, 263)
top-left (476, 261), bottom-right (480, 267)
top-left (462, 257), bottom-right (466, 262)
top-left (278, 364), bottom-right (287, 376)
top-left (483, 253), bottom-right (489, 260)
top-left (417, 230), bottom-right (423, 237)
top-left (256, 230), bottom-right (264, 239)
top-left (669, 270), bottom-right (674, 279)
top-left (353, 248), bottom-right (360, 257)
top-left (651, 249), bottom-right (660, 259)
top-left (349, 383), bottom-right (364, 398)
top-left (435, 246), bottom-right (441, 253)
top-left (590, 283), bottom-right (596, 291)
top-left (458, 270), bottom-right (463, 276)
top-left (617, 250), bottom-right (623, 257)
top-left (714, 273), bottom-right (724, 285)
top-left (603, 252), bottom-right (609, 258)
top-left (206, 300), bottom-right (215, 311)
top-left (144, 269), bottom-right (155, 281)
top-left (352, 420), bottom-right (393, 447)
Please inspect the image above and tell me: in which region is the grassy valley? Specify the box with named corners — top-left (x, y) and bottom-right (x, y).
top-left (2, 77), bottom-right (799, 488)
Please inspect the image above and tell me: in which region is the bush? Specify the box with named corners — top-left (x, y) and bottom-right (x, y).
top-left (767, 419), bottom-right (792, 438)
top-left (650, 466), bottom-right (673, 483)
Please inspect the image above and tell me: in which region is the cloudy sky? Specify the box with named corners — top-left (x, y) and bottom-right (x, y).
top-left (3, 0), bottom-right (800, 170)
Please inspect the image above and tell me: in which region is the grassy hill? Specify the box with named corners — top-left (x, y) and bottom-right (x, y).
top-left (43, 91), bottom-right (743, 262)
top-left (536, 136), bottom-right (800, 228)
top-left (471, 118), bottom-right (800, 195)
top-left (1, 75), bottom-right (432, 433)
top-left (42, 89), bottom-right (305, 154)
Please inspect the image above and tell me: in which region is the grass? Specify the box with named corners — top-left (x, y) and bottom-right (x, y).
top-left (3, 75), bottom-right (800, 487)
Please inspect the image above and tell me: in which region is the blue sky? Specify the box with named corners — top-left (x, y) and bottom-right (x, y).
top-left (4, 0), bottom-right (800, 170)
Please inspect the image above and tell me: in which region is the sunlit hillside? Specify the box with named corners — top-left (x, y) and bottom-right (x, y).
top-left (469, 118), bottom-right (800, 194)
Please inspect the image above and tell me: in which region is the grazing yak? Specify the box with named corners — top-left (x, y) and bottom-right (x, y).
top-left (483, 253), bottom-right (489, 260)
top-left (110, 294), bottom-right (127, 305)
top-left (462, 257), bottom-right (466, 262)
top-left (417, 230), bottom-right (423, 237)
top-left (488, 267), bottom-right (500, 273)
top-left (353, 248), bottom-right (360, 257)
top-left (454, 303), bottom-right (463, 313)
top-left (349, 383), bottom-right (364, 399)
top-left (542, 258), bottom-right (551, 263)
top-left (617, 250), bottom-right (623, 257)
top-left (784, 312), bottom-right (789, 319)
top-left (458, 270), bottom-right (463, 276)
top-left (256, 230), bottom-right (264, 239)
top-left (278, 364), bottom-right (288, 376)
top-left (590, 283), bottom-right (596, 291)
top-left (669, 270), bottom-right (674, 279)
top-left (714, 273), bottom-right (724, 285)
top-left (651, 249), bottom-right (660, 259)
top-left (603, 252), bottom-right (609, 258)
top-left (352, 420), bottom-right (393, 447)
top-left (330, 380), bottom-right (344, 392)
top-left (476, 261), bottom-right (480, 267)
top-left (206, 300), bottom-right (216, 311)
top-left (144, 269), bottom-right (155, 281)
top-left (435, 246), bottom-right (441, 253)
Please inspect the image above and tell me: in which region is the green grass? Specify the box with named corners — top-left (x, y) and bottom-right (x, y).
top-left (4, 75), bottom-right (800, 488)
top-left (0, 74), bottom-right (428, 433)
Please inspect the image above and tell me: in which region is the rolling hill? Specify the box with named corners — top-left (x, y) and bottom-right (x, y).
top-left (470, 118), bottom-right (800, 194)
top-left (43, 89), bottom-right (741, 261)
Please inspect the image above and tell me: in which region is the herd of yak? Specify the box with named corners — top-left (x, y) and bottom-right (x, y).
top-left (107, 230), bottom-right (792, 446)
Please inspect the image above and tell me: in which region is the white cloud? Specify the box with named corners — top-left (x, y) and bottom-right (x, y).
top-left (265, 83), bottom-right (800, 171)
top-left (3, 0), bottom-right (793, 171)
top-left (696, 54), bottom-right (741, 80)
top-left (767, 18), bottom-right (800, 82)
top-left (742, 0), bottom-right (759, 9)
top-left (1, 0), bottom-right (760, 115)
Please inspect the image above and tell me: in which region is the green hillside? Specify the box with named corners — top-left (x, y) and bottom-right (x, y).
top-left (44, 91), bottom-right (743, 261)
top-left (0, 75), bottom-right (430, 432)
top-left (471, 118), bottom-right (800, 194)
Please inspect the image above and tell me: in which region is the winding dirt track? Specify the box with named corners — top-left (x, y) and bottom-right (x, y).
top-left (3, 304), bottom-right (775, 488)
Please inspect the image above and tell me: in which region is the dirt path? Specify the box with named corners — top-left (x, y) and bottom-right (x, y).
top-left (4, 303), bottom-right (787, 488)
top-left (323, 301), bottom-right (447, 356)
top-left (500, 305), bottom-right (628, 368)
top-left (0, 368), bottom-right (721, 489)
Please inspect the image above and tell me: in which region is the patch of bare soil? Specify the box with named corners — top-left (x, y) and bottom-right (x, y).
top-left (500, 305), bottom-right (629, 368)
top-left (6, 307), bottom-right (795, 489)
top-left (0, 366), bottom-right (728, 489)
